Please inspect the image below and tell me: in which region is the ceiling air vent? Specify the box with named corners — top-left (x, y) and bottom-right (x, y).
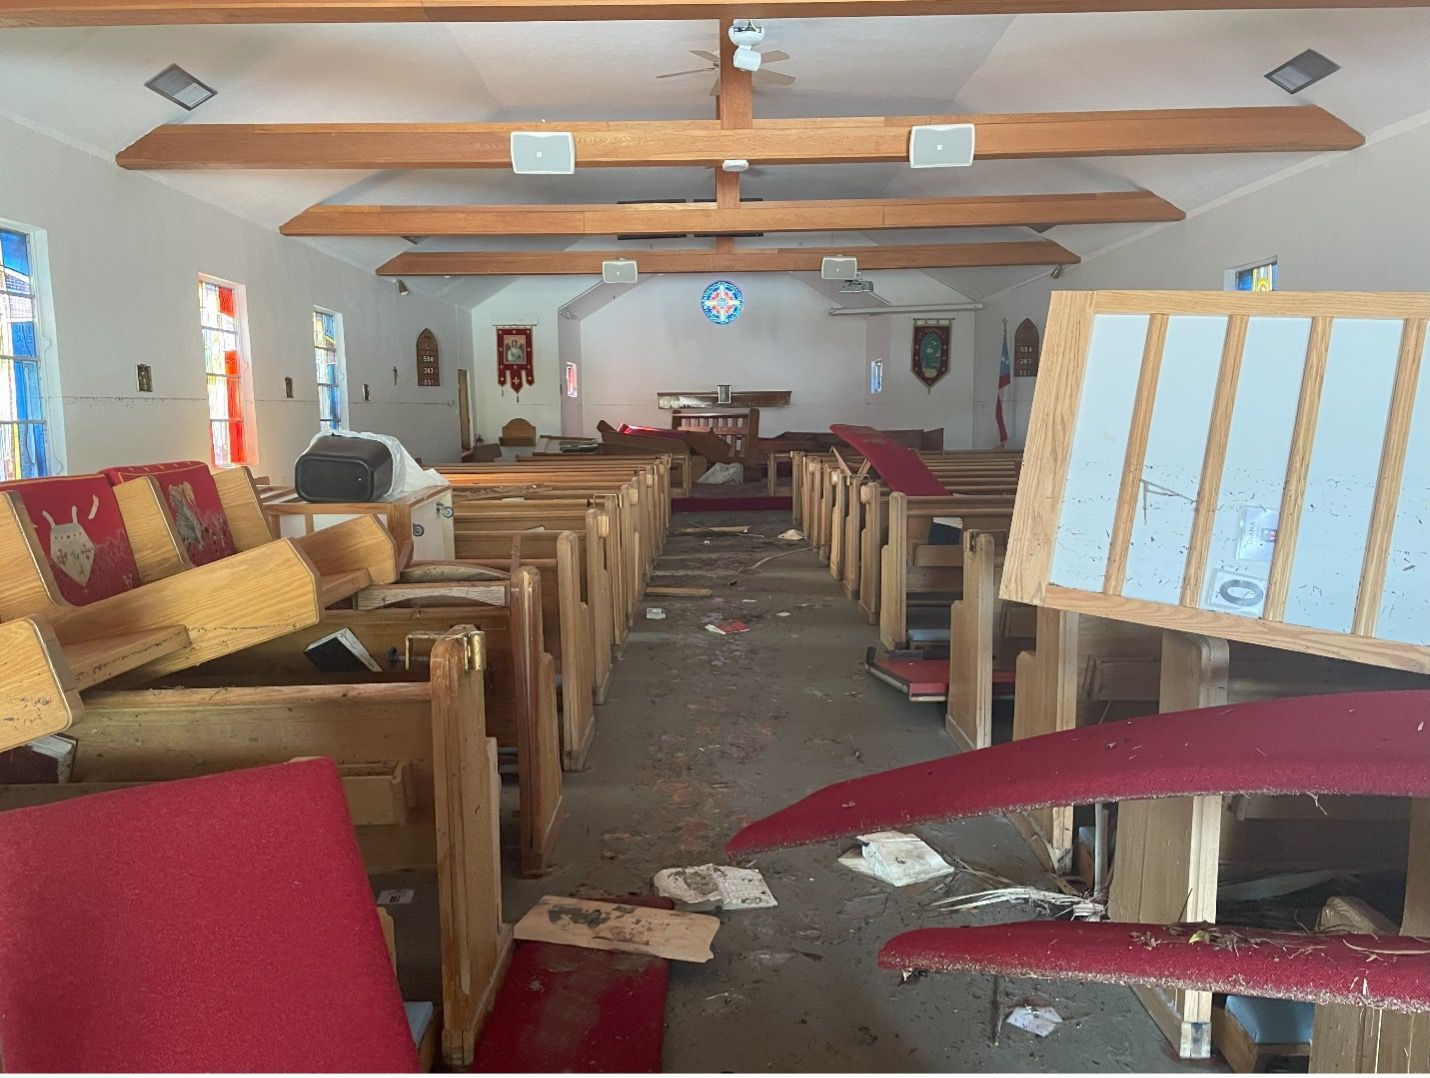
top-left (144, 64), bottom-right (217, 111)
top-left (1265, 49), bottom-right (1339, 95)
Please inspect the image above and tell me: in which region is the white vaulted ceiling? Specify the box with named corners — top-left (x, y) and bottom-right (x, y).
top-left (3, 10), bottom-right (1429, 305)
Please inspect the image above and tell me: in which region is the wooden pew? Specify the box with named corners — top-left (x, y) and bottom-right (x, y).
top-left (877, 492), bottom-right (1018, 651)
top-left (0, 475), bottom-right (373, 685)
top-left (0, 626), bottom-right (508, 1070)
top-left (450, 529), bottom-right (606, 769)
top-left (171, 574), bottom-right (562, 879)
top-left (944, 529), bottom-right (1036, 750)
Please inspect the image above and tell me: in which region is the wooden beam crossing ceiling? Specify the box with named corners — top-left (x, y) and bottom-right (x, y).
top-left (7, 0), bottom-right (1430, 25)
top-left (375, 240), bottom-right (1080, 275)
top-left (280, 191), bottom-right (1184, 236)
top-left (117, 108), bottom-right (1363, 172)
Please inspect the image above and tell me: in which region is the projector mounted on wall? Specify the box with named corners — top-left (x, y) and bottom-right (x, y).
top-left (908, 123), bottom-right (976, 169)
top-left (602, 259), bottom-right (638, 284)
top-left (840, 275), bottom-right (876, 294)
top-left (821, 255), bottom-right (859, 281)
top-left (510, 131), bottom-right (576, 175)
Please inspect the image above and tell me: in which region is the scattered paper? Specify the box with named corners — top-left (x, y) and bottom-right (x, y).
top-left (646, 608), bottom-right (667, 620)
top-left (778, 529), bottom-right (805, 541)
top-left (776, 611), bottom-right (791, 618)
top-left (654, 865), bottom-right (778, 912)
top-left (1006, 1006), bottom-right (1063, 1038)
top-left (705, 620), bottom-right (750, 635)
top-left (838, 831), bottom-right (955, 886)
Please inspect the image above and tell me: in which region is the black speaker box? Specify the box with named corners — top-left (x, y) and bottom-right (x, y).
top-left (294, 435), bottom-right (395, 503)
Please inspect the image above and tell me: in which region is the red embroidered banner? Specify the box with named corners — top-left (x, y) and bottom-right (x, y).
top-left (497, 326), bottom-right (534, 397)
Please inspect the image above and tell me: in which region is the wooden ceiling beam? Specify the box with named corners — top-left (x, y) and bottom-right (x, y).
top-left (280, 191), bottom-right (1184, 236)
top-left (374, 240), bottom-right (1080, 275)
top-left (116, 107), bottom-right (1363, 171)
top-left (7, 0), bottom-right (1430, 26)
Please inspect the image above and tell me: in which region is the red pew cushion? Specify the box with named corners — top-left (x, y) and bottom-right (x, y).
top-left (0, 759), bottom-right (418, 1073)
top-left (0, 473), bottom-right (140, 604)
top-left (103, 460), bottom-right (238, 565)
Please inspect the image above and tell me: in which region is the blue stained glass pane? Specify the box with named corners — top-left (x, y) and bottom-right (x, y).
top-left (15, 361), bottom-right (41, 421)
top-left (20, 421), bottom-right (47, 478)
top-left (11, 322), bottom-right (36, 357)
top-left (1, 230), bottom-right (31, 277)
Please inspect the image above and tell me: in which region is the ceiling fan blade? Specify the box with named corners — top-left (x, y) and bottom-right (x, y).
top-left (755, 69), bottom-right (797, 86)
top-left (709, 78), bottom-right (722, 97)
top-left (692, 49), bottom-right (721, 62)
top-left (760, 50), bottom-right (791, 63)
top-left (657, 67), bottom-right (714, 78)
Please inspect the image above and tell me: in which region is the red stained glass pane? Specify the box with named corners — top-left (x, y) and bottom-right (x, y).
top-left (217, 286), bottom-right (235, 317)
top-left (229, 420), bottom-right (246, 462)
top-left (224, 349), bottom-right (240, 377)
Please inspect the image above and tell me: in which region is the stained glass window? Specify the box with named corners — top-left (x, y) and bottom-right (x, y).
top-left (313, 308), bottom-right (345, 432)
top-left (0, 228), bottom-right (49, 481)
top-left (200, 278), bottom-right (251, 467)
top-left (1234, 260), bottom-right (1278, 292)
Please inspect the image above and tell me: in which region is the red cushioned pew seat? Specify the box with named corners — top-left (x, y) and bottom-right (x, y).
top-left (103, 460), bottom-right (238, 566)
top-left (0, 758), bottom-right (418, 1073)
top-left (0, 473), bottom-right (140, 606)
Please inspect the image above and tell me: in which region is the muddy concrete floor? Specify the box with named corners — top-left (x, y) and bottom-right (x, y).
top-left (501, 510), bottom-right (1220, 1073)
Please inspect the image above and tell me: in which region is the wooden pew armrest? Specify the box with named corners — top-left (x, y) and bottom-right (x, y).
top-left (0, 617), bottom-right (82, 752)
top-left (290, 516), bottom-right (401, 586)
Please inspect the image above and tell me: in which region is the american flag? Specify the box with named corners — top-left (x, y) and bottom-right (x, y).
top-left (995, 320), bottom-right (1011, 446)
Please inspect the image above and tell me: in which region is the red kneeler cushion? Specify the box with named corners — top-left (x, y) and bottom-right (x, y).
top-left (0, 759), bottom-right (418, 1073)
top-left (103, 460), bottom-right (238, 566)
top-left (0, 474), bottom-right (140, 605)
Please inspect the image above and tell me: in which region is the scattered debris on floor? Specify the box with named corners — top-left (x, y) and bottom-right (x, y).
top-left (1006, 1004), bottom-right (1064, 1038)
top-left (838, 831), bottom-right (955, 886)
top-left (654, 865), bottom-right (778, 911)
top-left (677, 525), bottom-right (753, 536)
top-left (931, 885), bottom-right (1106, 921)
top-left (647, 586), bottom-right (714, 598)
top-left (646, 608), bottom-right (667, 621)
top-left (778, 529), bottom-right (804, 541)
top-left (705, 620), bottom-right (751, 635)
top-left (514, 895), bottom-right (720, 963)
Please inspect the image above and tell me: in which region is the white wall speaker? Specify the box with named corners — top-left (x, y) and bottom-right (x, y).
top-left (602, 259), bottom-right (638, 284)
top-left (821, 255), bottom-right (859, 281)
top-left (510, 131), bottom-right (576, 175)
top-left (908, 123), bottom-right (976, 169)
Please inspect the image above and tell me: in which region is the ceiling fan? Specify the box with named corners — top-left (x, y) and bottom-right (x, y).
top-left (655, 49), bottom-right (796, 95)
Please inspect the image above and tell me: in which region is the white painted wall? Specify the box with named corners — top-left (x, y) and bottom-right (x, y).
top-left (974, 113), bottom-right (1430, 449)
top-left (468, 269), bottom-right (981, 447)
top-left (1, 112), bottom-right (471, 481)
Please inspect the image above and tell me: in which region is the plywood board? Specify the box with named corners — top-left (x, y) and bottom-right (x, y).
top-left (513, 896), bottom-right (718, 963)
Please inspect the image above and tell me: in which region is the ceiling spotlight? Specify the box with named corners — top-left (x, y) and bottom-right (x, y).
top-left (396, 280), bottom-right (411, 296)
top-left (1265, 49), bottom-right (1340, 95)
top-left (1050, 265), bottom-right (1065, 280)
top-left (144, 63), bottom-right (216, 111)
top-left (728, 20), bottom-right (765, 73)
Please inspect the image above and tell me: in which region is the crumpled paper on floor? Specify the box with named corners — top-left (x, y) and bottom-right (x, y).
top-left (654, 865), bottom-right (777, 911)
top-left (838, 830), bottom-right (955, 886)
